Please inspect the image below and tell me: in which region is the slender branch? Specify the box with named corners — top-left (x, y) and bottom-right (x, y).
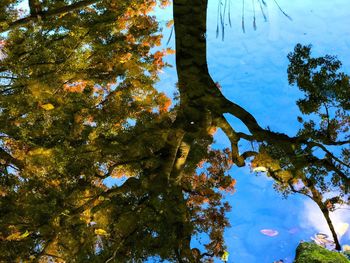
top-left (236, 131), bottom-right (254, 141)
top-left (322, 102), bottom-right (331, 137)
top-left (0, 148), bottom-right (23, 169)
top-left (99, 155), bottom-right (155, 179)
top-left (1, 0), bottom-right (101, 33)
top-left (72, 177), bottom-right (140, 215)
top-left (200, 252), bottom-right (214, 258)
top-left (320, 139), bottom-right (350, 146)
top-left (308, 141), bottom-right (350, 169)
top-left (241, 150), bottom-right (257, 159)
top-left (105, 246), bottom-right (121, 263)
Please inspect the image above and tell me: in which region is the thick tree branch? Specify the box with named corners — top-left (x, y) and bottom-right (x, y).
top-left (219, 97), bottom-right (304, 146)
top-left (170, 139), bottom-right (191, 184)
top-left (214, 116), bottom-right (245, 166)
top-left (159, 129), bottom-right (186, 182)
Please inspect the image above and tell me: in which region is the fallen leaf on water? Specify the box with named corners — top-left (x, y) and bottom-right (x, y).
top-left (253, 166), bottom-right (268, 173)
top-left (6, 230), bottom-right (30, 241)
top-left (221, 251), bottom-right (229, 261)
top-left (260, 229), bottom-right (279, 237)
top-left (94, 228), bottom-right (108, 236)
top-left (40, 103), bottom-right (55, 110)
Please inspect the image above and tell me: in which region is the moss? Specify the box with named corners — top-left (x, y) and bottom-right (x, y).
top-left (294, 242), bottom-right (349, 263)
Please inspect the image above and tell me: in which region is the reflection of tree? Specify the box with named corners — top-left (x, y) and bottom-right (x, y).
top-left (0, 0), bottom-right (349, 262)
top-left (1, 1), bottom-right (234, 262)
top-left (257, 44), bottom-right (350, 251)
top-left (174, 0), bottom-right (349, 254)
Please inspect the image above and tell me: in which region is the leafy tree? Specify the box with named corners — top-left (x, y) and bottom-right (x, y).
top-left (1, 0), bottom-right (234, 262)
top-left (0, 0), bottom-right (349, 262)
top-left (253, 44), bottom-right (350, 251)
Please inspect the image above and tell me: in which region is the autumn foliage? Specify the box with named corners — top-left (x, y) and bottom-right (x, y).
top-left (0, 0), bottom-right (237, 262)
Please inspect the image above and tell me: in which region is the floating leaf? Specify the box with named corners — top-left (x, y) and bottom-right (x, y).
top-left (20, 230), bottom-right (30, 238)
top-left (28, 148), bottom-right (52, 156)
top-left (166, 20), bottom-right (174, 28)
top-left (166, 48), bottom-right (175, 55)
top-left (94, 228), bottom-right (108, 236)
top-left (221, 251), bottom-right (229, 261)
top-left (260, 229), bottom-right (279, 237)
top-left (6, 230), bottom-right (30, 241)
top-left (40, 103), bottom-right (55, 111)
top-left (253, 166), bottom-right (268, 173)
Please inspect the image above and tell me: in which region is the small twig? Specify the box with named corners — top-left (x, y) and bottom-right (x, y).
top-left (272, 0), bottom-right (292, 20)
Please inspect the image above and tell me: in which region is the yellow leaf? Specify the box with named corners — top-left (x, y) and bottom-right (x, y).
top-left (166, 48), bottom-right (176, 55)
top-left (6, 232), bottom-right (21, 241)
top-left (88, 130), bottom-right (98, 141)
top-left (6, 230), bottom-right (30, 241)
top-left (28, 148), bottom-right (52, 156)
top-left (20, 230), bottom-right (30, 238)
top-left (58, 12), bottom-right (68, 18)
top-left (41, 103), bottom-right (55, 111)
top-left (252, 166), bottom-right (268, 173)
top-left (166, 20), bottom-right (174, 28)
top-left (221, 251), bottom-right (229, 261)
top-left (120, 52), bottom-right (132, 63)
top-left (94, 228), bottom-right (108, 236)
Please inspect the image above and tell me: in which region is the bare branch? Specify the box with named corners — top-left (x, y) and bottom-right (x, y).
top-left (1, 0), bottom-right (101, 33)
top-left (308, 141), bottom-right (350, 169)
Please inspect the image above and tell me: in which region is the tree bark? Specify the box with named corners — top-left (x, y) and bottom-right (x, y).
top-left (309, 186), bottom-right (341, 251)
top-left (320, 204), bottom-right (341, 251)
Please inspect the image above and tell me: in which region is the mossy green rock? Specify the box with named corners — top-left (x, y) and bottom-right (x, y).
top-left (294, 242), bottom-right (349, 263)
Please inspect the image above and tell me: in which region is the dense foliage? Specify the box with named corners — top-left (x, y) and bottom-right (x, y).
top-left (0, 1), bottom-right (234, 262)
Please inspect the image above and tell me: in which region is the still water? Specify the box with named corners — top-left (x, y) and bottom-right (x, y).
top-left (153, 0), bottom-right (350, 262)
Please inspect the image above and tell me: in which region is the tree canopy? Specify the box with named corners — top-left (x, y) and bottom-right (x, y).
top-left (0, 0), bottom-right (349, 262)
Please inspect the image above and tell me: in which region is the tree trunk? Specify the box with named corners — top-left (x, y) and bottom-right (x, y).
top-left (173, 0), bottom-right (225, 111)
top-left (317, 202), bottom-right (341, 251)
top-left (308, 184), bottom-right (341, 251)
